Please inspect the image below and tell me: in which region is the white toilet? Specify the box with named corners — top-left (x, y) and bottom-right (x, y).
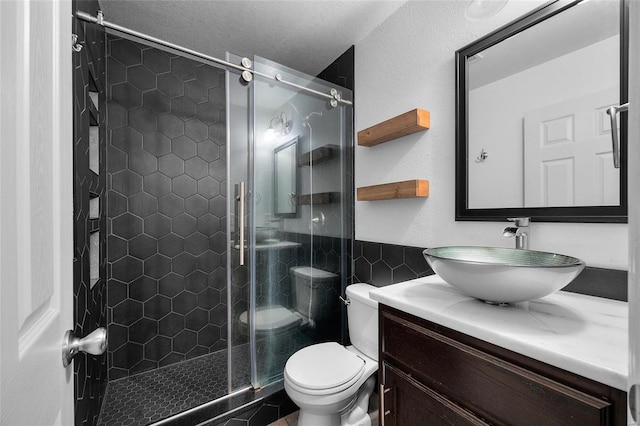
top-left (290, 266), bottom-right (341, 327)
top-left (238, 266), bottom-right (340, 336)
top-left (284, 283), bottom-right (378, 426)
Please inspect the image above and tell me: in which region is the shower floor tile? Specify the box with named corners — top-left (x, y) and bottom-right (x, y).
top-left (98, 346), bottom-right (248, 426)
top-left (98, 331), bottom-right (312, 426)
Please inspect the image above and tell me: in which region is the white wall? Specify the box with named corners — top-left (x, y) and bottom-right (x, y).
top-left (354, 1), bottom-right (627, 269)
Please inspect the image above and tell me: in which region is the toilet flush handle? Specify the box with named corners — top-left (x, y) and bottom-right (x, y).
top-left (339, 295), bottom-right (350, 306)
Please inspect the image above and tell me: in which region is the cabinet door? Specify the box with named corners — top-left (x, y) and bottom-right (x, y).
top-left (381, 362), bottom-right (488, 426)
top-left (381, 308), bottom-right (615, 426)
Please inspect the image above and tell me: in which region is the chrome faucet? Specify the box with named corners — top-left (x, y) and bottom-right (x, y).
top-left (503, 217), bottom-right (530, 250)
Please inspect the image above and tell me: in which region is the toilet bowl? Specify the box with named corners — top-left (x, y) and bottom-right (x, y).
top-left (284, 283), bottom-right (379, 426)
top-left (238, 266), bottom-right (339, 337)
top-left (238, 305), bottom-right (303, 337)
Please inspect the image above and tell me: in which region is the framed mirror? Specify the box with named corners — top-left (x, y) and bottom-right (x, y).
top-left (274, 137), bottom-right (297, 217)
top-left (456, 0), bottom-right (628, 222)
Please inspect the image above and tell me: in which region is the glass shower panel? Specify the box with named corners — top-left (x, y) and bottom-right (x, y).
top-left (251, 56), bottom-right (353, 388)
top-left (226, 52), bottom-right (253, 392)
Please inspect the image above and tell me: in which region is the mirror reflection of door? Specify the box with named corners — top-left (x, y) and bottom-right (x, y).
top-left (524, 88), bottom-right (621, 207)
top-left (465, 0), bottom-right (621, 211)
top-left (274, 138), bottom-right (297, 217)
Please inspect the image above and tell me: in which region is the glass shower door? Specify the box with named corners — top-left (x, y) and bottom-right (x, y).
top-left (250, 56), bottom-right (353, 388)
top-left (226, 53), bottom-right (253, 392)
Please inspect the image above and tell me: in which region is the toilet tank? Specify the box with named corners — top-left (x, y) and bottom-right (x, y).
top-left (346, 283), bottom-right (378, 361)
top-left (290, 266), bottom-right (339, 322)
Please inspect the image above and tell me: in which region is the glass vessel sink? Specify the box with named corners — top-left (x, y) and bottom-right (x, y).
top-left (422, 246), bottom-right (585, 304)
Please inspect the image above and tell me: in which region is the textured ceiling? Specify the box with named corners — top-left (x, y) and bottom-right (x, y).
top-left (99, 0), bottom-right (408, 76)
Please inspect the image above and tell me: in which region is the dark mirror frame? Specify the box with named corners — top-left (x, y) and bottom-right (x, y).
top-left (455, 0), bottom-right (629, 223)
top-left (273, 137), bottom-right (298, 218)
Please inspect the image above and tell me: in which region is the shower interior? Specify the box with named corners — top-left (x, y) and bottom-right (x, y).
top-left (99, 32), bottom-right (353, 425)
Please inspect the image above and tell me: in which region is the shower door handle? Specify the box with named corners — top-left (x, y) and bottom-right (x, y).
top-left (236, 181), bottom-right (246, 265)
top-left (606, 102), bottom-right (628, 169)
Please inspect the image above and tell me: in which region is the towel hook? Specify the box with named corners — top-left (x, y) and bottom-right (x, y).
top-left (475, 149), bottom-right (488, 163)
top-left (71, 34), bottom-right (83, 52)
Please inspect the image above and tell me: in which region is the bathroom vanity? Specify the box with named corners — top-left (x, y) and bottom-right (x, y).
top-left (370, 276), bottom-right (627, 425)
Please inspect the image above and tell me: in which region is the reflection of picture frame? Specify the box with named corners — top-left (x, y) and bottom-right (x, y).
top-left (274, 137), bottom-right (298, 217)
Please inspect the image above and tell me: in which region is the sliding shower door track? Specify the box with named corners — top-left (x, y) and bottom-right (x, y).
top-left (151, 381), bottom-right (286, 426)
top-left (75, 10), bottom-right (352, 107)
top-left (150, 385), bottom-right (252, 426)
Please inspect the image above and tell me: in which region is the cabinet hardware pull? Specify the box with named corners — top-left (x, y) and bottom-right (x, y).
top-left (380, 384), bottom-right (392, 426)
top-left (380, 384), bottom-right (386, 426)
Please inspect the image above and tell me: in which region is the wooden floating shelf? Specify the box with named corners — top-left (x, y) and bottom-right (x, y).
top-left (358, 108), bottom-right (430, 147)
top-left (296, 192), bottom-right (340, 205)
top-left (357, 180), bottom-right (429, 201)
top-left (297, 145), bottom-right (337, 167)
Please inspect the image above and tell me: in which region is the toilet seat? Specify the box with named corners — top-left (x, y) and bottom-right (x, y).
top-left (284, 342), bottom-right (366, 396)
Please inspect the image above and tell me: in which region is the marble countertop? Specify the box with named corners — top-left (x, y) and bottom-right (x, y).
top-left (369, 275), bottom-right (628, 391)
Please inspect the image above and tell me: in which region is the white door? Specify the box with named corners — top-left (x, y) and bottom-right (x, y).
top-left (0, 1), bottom-right (74, 425)
top-left (524, 88), bottom-right (620, 207)
top-left (628, 1), bottom-right (640, 424)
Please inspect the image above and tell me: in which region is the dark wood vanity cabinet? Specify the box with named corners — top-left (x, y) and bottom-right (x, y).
top-left (379, 305), bottom-right (626, 426)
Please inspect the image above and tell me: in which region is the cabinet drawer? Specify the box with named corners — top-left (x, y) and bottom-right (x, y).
top-left (381, 310), bottom-right (612, 426)
top-left (382, 362), bottom-right (489, 426)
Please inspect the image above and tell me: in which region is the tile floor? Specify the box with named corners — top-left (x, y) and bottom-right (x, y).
top-left (98, 345), bottom-right (249, 426)
top-left (98, 331), bottom-right (312, 426)
top-left (267, 411), bottom-right (298, 426)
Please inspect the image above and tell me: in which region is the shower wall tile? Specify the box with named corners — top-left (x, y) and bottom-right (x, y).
top-left (317, 45), bottom-right (354, 92)
top-left (72, 1), bottom-right (108, 425)
top-left (317, 46), bottom-right (355, 344)
top-left (106, 35), bottom-right (228, 380)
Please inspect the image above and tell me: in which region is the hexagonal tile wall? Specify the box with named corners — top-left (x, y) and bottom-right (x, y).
top-left (107, 35), bottom-right (227, 380)
top-left (73, 9), bottom-right (108, 426)
top-left (100, 37), bottom-right (356, 426)
top-left (351, 240), bottom-right (434, 287)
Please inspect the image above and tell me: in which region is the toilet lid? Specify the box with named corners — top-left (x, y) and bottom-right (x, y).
top-left (239, 306), bottom-right (299, 331)
top-left (285, 342), bottom-right (365, 390)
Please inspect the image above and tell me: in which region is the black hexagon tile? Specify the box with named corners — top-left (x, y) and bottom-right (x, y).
top-left (143, 132), bottom-right (171, 157)
top-left (142, 49), bottom-right (170, 74)
top-left (157, 73), bottom-right (184, 99)
top-left (112, 127), bottom-right (144, 154)
top-left (110, 38), bottom-right (142, 67)
top-left (128, 192), bottom-right (158, 218)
